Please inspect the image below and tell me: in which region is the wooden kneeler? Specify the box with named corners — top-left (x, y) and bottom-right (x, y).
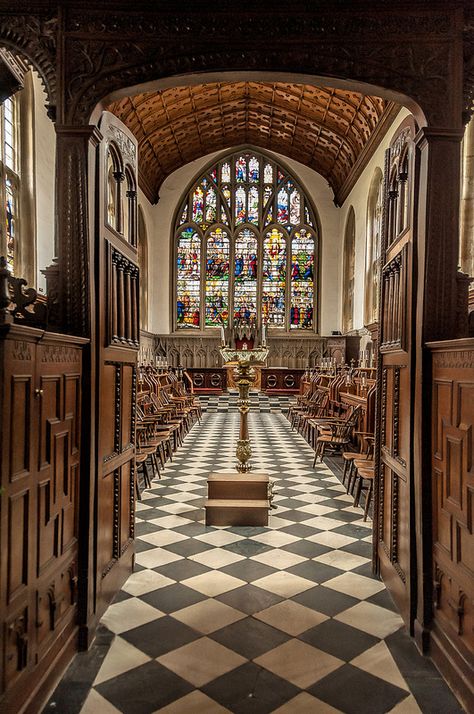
top-left (205, 473), bottom-right (270, 526)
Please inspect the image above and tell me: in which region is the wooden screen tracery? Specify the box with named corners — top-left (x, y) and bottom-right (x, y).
top-left (174, 149), bottom-right (318, 333)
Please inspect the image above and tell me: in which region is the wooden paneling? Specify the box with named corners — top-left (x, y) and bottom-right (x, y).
top-left (428, 340), bottom-right (474, 712)
top-left (261, 367), bottom-right (304, 393)
top-left (94, 112), bottom-right (138, 622)
top-left (0, 326), bottom-right (86, 714)
top-left (376, 118), bottom-right (415, 628)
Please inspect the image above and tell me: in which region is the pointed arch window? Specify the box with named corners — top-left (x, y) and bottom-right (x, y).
top-left (342, 207), bottom-right (356, 333)
top-left (174, 149), bottom-right (319, 332)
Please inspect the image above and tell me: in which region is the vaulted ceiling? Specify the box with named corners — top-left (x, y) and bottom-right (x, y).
top-left (107, 82), bottom-right (394, 205)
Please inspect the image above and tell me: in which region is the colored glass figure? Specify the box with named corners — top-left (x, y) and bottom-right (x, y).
top-left (248, 186), bottom-right (259, 224)
top-left (263, 185), bottom-right (272, 209)
top-left (262, 228), bottom-right (286, 327)
top-left (222, 185), bottom-right (231, 208)
top-left (221, 162), bottom-right (231, 183)
top-left (5, 177), bottom-right (15, 274)
top-left (192, 185), bottom-right (204, 222)
top-left (264, 163), bottom-right (273, 184)
top-left (277, 188), bottom-right (289, 223)
top-left (289, 189), bottom-right (301, 224)
top-left (210, 168), bottom-right (217, 182)
top-left (277, 169), bottom-right (285, 184)
top-left (290, 229), bottom-right (315, 329)
top-left (176, 227), bottom-right (201, 328)
top-left (249, 156), bottom-right (259, 182)
top-left (235, 186), bottom-right (246, 223)
top-left (205, 185), bottom-right (217, 222)
top-left (180, 204), bottom-right (188, 224)
top-left (265, 204), bottom-right (273, 225)
top-left (305, 206), bottom-right (313, 226)
top-left (221, 206), bottom-right (228, 224)
top-left (236, 156), bottom-right (246, 182)
top-left (205, 228), bottom-right (230, 326)
top-left (234, 228), bottom-right (258, 324)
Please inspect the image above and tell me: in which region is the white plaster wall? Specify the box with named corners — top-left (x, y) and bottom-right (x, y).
top-left (31, 71), bottom-right (56, 292)
top-left (338, 106), bottom-right (411, 331)
top-left (146, 148), bottom-right (341, 335)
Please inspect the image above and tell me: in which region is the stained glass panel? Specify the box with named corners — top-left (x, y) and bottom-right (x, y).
top-left (210, 168), bottom-right (217, 182)
top-left (180, 204), bottom-right (188, 224)
top-left (205, 185), bottom-right (217, 222)
top-left (223, 185), bottom-right (231, 208)
top-left (221, 206), bottom-right (228, 224)
top-left (192, 185), bottom-right (204, 222)
top-left (277, 188), bottom-right (289, 223)
top-left (248, 186), bottom-right (259, 224)
top-left (234, 228), bottom-right (258, 325)
top-left (221, 162), bottom-right (231, 183)
top-left (264, 163), bottom-right (273, 184)
top-left (177, 227), bottom-right (201, 328)
top-left (235, 186), bottom-right (246, 223)
top-left (262, 228), bottom-right (286, 327)
top-left (205, 228), bottom-right (230, 326)
top-left (249, 156), bottom-right (259, 182)
top-left (5, 177), bottom-right (15, 274)
top-left (236, 156), bottom-right (246, 182)
top-left (304, 206), bottom-right (313, 226)
top-left (290, 229), bottom-right (314, 329)
top-left (289, 189), bottom-right (301, 225)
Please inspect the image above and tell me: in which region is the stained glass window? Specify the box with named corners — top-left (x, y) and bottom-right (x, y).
top-left (262, 228), bottom-right (286, 327)
top-left (175, 149), bottom-right (318, 331)
top-left (290, 229), bottom-right (314, 329)
top-left (176, 227), bottom-right (201, 328)
top-left (205, 228), bottom-right (230, 326)
top-left (1, 96), bottom-right (20, 276)
top-left (234, 228), bottom-right (257, 325)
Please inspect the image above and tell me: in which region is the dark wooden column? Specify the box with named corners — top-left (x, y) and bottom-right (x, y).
top-left (55, 124), bottom-right (102, 648)
top-left (413, 127), bottom-right (465, 651)
top-left (55, 125), bottom-right (101, 338)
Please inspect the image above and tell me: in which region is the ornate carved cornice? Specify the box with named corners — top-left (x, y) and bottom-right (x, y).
top-left (0, 12), bottom-right (57, 117)
top-left (60, 6), bottom-right (460, 128)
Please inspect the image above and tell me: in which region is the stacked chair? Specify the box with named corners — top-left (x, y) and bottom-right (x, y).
top-left (135, 363), bottom-right (202, 498)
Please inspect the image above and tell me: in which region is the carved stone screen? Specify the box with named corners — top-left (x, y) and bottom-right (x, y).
top-left (174, 149), bottom-right (318, 332)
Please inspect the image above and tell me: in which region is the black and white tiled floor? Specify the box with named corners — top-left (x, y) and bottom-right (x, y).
top-left (198, 391), bottom-right (291, 413)
top-left (45, 403), bottom-right (463, 714)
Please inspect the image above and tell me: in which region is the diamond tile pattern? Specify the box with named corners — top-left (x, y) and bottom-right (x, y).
top-left (44, 399), bottom-right (462, 714)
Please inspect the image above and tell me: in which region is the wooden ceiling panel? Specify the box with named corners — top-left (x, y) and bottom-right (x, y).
top-left (107, 81), bottom-right (390, 203)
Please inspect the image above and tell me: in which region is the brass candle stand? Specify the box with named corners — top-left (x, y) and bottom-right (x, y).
top-left (234, 358), bottom-right (256, 472)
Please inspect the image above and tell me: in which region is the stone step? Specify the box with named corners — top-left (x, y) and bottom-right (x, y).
top-left (207, 472), bottom-right (269, 500)
top-left (205, 498), bottom-right (269, 526)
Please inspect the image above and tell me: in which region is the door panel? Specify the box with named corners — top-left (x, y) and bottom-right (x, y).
top-left (95, 112), bottom-right (139, 617)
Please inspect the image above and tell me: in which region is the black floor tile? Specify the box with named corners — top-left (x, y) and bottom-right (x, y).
top-left (220, 559), bottom-right (277, 583)
top-left (341, 539), bottom-right (373, 558)
top-left (162, 538), bottom-right (214, 557)
top-left (287, 560), bottom-right (344, 583)
top-left (95, 660), bottom-right (193, 713)
top-left (281, 539), bottom-right (331, 558)
top-left (300, 619), bottom-right (379, 661)
top-left (139, 583), bottom-right (206, 613)
top-left (134, 539), bottom-right (157, 553)
top-left (292, 585), bottom-right (359, 616)
top-left (308, 664), bottom-right (408, 714)
top-left (216, 584), bottom-right (284, 615)
top-left (121, 615), bottom-right (200, 658)
top-left (223, 539), bottom-right (272, 557)
top-left (157, 559), bottom-right (210, 581)
top-left (332, 523), bottom-right (373, 539)
top-left (202, 662), bottom-right (300, 714)
top-left (279, 523), bottom-right (323, 538)
top-left (210, 617), bottom-right (290, 659)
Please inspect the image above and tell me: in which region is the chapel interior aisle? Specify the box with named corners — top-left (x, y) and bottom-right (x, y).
top-left (44, 404), bottom-right (463, 714)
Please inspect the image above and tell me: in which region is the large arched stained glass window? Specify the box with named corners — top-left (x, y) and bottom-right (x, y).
top-left (175, 149), bottom-right (318, 332)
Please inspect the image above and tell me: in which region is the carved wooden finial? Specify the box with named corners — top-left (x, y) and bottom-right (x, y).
top-left (0, 256), bottom-right (13, 324)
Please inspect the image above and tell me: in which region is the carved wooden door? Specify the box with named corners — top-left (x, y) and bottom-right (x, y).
top-left (375, 118), bottom-right (416, 627)
top-left (95, 112), bottom-right (139, 615)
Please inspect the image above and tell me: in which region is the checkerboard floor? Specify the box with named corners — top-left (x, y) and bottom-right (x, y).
top-left (44, 405), bottom-right (463, 714)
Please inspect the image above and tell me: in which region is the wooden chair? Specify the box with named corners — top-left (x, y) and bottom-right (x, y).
top-left (313, 406), bottom-right (362, 466)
